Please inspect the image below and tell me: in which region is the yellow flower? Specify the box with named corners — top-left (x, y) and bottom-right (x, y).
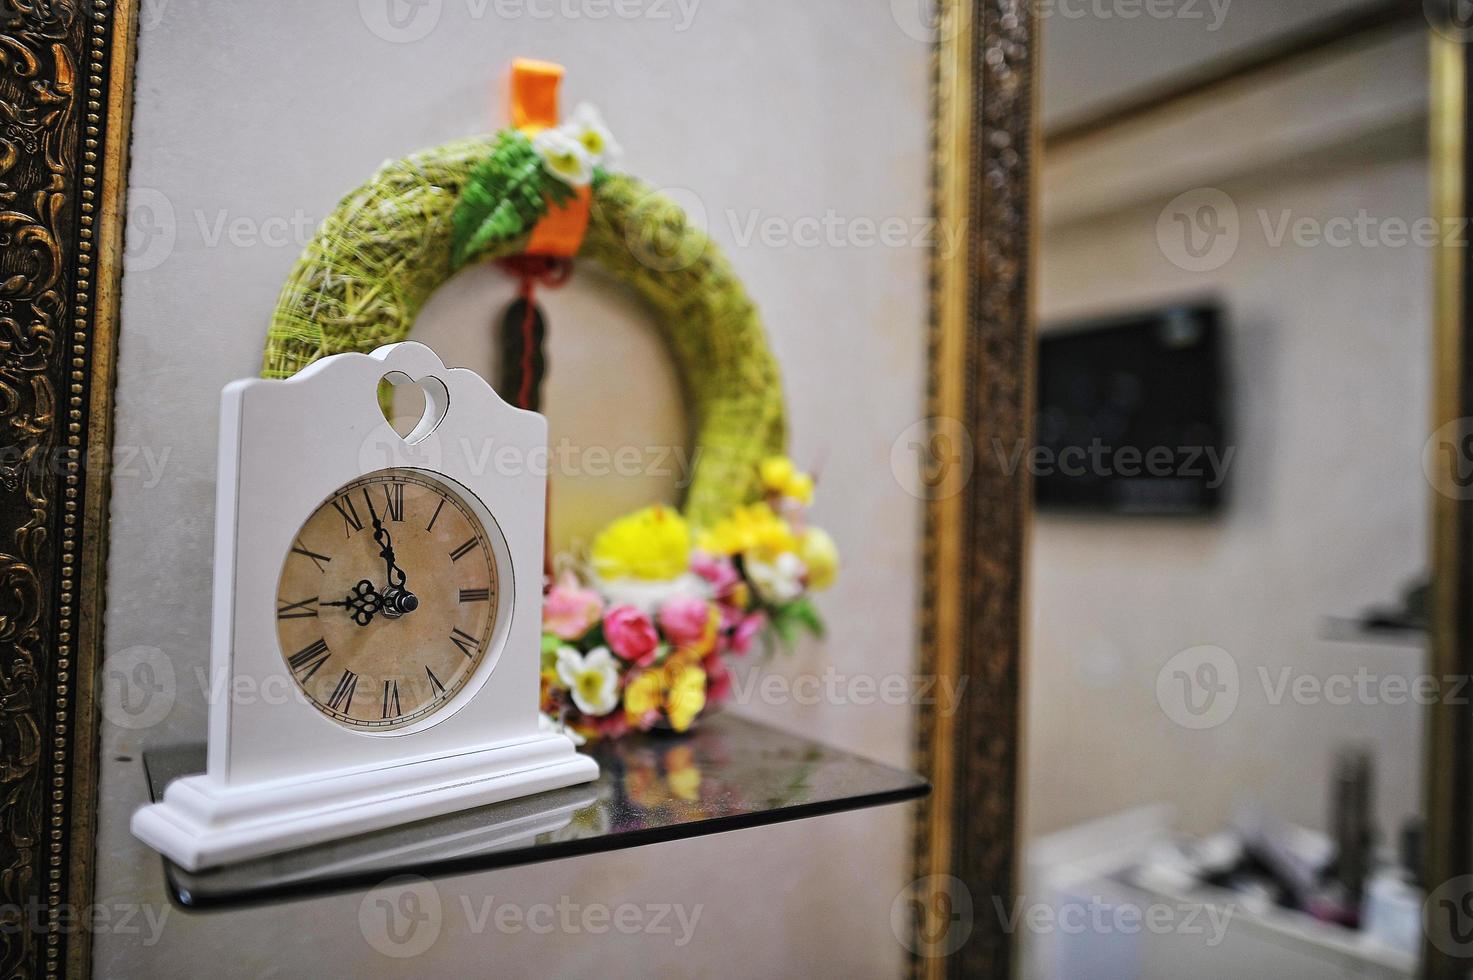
top-left (697, 503), bottom-right (797, 562)
top-left (696, 604), bottom-right (721, 656)
top-left (665, 661), bottom-right (707, 732)
top-left (627, 764), bottom-right (664, 809)
top-left (799, 527), bottom-right (840, 591)
top-left (623, 661), bottom-right (708, 732)
top-left (729, 581), bottom-right (751, 610)
top-left (592, 505), bottom-right (691, 581)
top-left (759, 456), bottom-right (815, 504)
top-left (785, 472), bottom-right (814, 505)
top-left (665, 745), bottom-right (701, 801)
top-left (539, 665), bottom-right (561, 712)
top-left (668, 767), bottom-right (700, 800)
top-left (760, 456), bottom-right (796, 494)
top-left (623, 669), bottom-right (664, 726)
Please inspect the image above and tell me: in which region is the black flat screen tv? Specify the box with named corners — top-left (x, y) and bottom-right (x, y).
top-left (1035, 303), bottom-right (1228, 514)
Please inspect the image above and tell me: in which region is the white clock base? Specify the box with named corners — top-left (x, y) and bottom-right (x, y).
top-left (131, 732), bottom-right (598, 872)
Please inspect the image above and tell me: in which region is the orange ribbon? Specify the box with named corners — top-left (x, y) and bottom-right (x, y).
top-left (509, 58), bottom-right (590, 258)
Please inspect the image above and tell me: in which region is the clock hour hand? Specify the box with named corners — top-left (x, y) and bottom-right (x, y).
top-left (321, 580), bottom-right (383, 626)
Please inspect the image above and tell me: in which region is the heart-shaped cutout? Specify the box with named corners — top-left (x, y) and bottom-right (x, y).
top-left (378, 372), bottom-right (450, 445)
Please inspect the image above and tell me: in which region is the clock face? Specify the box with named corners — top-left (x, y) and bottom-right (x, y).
top-left (275, 468), bottom-right (503, 731)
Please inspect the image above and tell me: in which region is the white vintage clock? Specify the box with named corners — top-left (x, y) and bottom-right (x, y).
top-left (131, 342), bottom-right (597, 871)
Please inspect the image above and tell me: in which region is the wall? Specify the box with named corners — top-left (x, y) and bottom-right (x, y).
top-left (1041, 0), bottom-right (1387, 130)
top-left (1027, 33), bottom-right (1431, 843)
top-left (96, 1), bottom-right (930, 975)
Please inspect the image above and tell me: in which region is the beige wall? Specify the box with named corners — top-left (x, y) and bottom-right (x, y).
top-left (1041, 0), bottom-right (1385, 130)
top-left (1028, 35), bottom-right (1431, 843)
top-left (96, 1), bottom-right (930, 975)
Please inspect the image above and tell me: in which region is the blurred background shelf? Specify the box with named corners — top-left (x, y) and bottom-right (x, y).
top-left (1320, 617), bottom-right (1426, 647)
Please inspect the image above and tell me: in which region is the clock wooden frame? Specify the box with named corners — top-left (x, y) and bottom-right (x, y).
top-left (130, 342), bottom-right (596, 872)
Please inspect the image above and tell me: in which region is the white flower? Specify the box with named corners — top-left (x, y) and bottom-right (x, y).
top-left (592, 571), bottom-right (711, 616)
top-left (746, 552), bottom-right (806, 604)
top-left (560, 102), bottom-right (622, 168)
top-left (538, 711), bottom-right (586, 746)
top-left (533, 128), bottom-right (594, 187)
top-left (555, 645), bottom-right (620, 716)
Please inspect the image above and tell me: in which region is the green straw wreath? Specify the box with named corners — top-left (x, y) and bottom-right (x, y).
top-left (262, 122), bottom-right (785, 527)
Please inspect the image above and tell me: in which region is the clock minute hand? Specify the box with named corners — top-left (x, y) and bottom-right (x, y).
top-left (369, 511), bottom-right (419, 619)
top-left (370, 512), bottom-right (408, 590)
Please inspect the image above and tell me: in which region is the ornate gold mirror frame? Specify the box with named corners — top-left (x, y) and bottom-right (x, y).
top-left (911, 1), bottom-right (1035, 977)
top-left (1428, 6), bottom-right (1473, 977)
top-left (905, 5), bottom-right (1473, 977)
top-left (0, 1), bottom-right (138, 977)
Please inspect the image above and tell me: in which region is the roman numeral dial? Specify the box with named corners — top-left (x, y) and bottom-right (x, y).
top-left (276, 596), bottom-right (319, 620)
top-left (275, 468), bottom-right (502, 730)
top-left (288, 638), bottom-right (331, 681)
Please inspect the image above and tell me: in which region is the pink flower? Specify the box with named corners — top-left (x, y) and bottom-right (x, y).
top-left (718, 601), bottom-right (744, 633)
top-left (703, 651), bottom-right (732, 706)
top-left (603, 605), bottom-right (660, 667)
top-left (692, 550), bottom-right (740, 599)
top-left (729, 611), bottom-right (766, 656)
top-left (543, 572), bottom-right (604, 641)
top-left (659, 595), bottom-right (713, 651)
top-left (585, 711), bottom-right (629, 740)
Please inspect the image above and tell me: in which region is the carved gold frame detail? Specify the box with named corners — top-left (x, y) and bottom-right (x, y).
top-left (911, 1), bottom-right (1035, 977)
top-left (0, 1), bottom-right (137, 977)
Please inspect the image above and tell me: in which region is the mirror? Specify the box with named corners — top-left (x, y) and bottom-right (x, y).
top-left (1024, 6), bottom-right (1443, 978)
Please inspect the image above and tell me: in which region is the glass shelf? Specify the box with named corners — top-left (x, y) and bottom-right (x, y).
top-left (143, 714), bottom-right (928, 911)
top-left (1319, 616), bottom-right (1426, 647)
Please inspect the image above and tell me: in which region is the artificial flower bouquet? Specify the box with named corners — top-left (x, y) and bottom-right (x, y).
top-left (541, 457), bottom-right (839, 740)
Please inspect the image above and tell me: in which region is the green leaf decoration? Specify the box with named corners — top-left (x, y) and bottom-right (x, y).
top-left (762, 598), bottom-right (827, 655)
top-left (582, 621), bottom-right (607, 651)
top-left (451, 130), bottom-right (557, 269)
top-left (770, 607), bottom-right (799, 650)
top-left (786, 597), bottom-right (826, 639)
top-left (760, 629), bottom-right (777, 659)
